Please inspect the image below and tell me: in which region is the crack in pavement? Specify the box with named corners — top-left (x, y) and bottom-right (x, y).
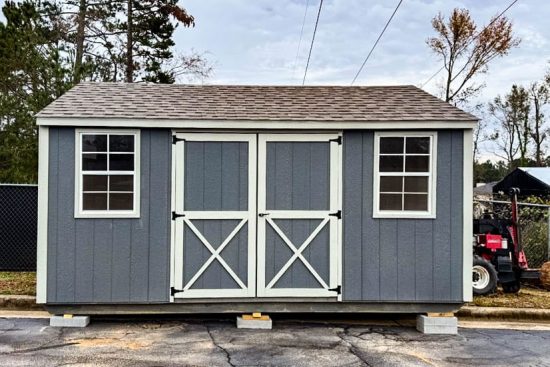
top-left (205, 324), bottom-right (235, 367)
top-left (1, 342), bottom-right (78, 355)
top-left (335, 326), bottom-right (372, 367)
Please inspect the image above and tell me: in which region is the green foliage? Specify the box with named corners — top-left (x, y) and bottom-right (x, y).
top-left (0, 0), bottom-right (207, 183)
top-left (474, 159), bottom-right (508, 184)
top-left (0, 1), bottom-right (72, 183)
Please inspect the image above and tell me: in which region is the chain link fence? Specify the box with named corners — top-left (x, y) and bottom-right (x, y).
top-left (474, 198), bottom-right (550, 269)
top-left (0, 184), bottom-right (37, 271)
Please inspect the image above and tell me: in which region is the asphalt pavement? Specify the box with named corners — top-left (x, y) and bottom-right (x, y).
top-left (1, 315), bottom-right (550, 366)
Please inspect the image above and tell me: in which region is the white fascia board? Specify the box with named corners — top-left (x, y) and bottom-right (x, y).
top-left (36, 117), bottom-right (478, 130)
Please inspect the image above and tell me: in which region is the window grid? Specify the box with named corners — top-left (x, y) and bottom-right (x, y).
top-left (79, 132), bottom-right (136, 213)
top-left (375, 133), bottom-right (436, 216)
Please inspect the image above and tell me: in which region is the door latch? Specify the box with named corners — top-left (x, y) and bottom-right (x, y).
top-left (258, 213), bottom-right (270, 217)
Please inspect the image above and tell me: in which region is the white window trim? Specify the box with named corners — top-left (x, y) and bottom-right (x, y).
top-left (373, 131), bottom-right (437, 219)
top-left (74, 128), bottom-right (140, 218)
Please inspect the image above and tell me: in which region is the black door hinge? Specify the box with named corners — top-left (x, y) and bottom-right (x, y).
top-left (328, 285), bottom-right (341, 295)
top-left (171, 287), bottom-right (184, 296)
top-left (329, 136), bottom-right (342, 145)
top-left (329, 210), bottom-right (342, 219)
top-left (172, 211), bottom-right (185, 220)
top-left (172, 136), bottom-right (185, 145)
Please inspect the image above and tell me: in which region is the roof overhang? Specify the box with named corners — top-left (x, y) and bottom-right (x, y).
top-left (36, 117), bottom-right (477, 130)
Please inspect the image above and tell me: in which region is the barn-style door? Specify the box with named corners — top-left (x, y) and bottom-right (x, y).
top-left (257, 134), bottom-right (342, 298)
top-left (172, 133), bottom-right (257, 298)
top-left (172, 133), bottom-right (341, 299)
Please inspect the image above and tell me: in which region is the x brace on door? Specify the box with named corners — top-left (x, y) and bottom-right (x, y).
top-left (265, 217), bottom-right (330, 290)
top-left (181, 218), bottom-right (248, 292)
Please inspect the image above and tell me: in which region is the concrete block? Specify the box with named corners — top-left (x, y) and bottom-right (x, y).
top-left (416, 315), bottom-right (457, 335)
top-left (50, 315), bottom-right (90, 328)
top-left (237, 316), bottom-right (272, 329)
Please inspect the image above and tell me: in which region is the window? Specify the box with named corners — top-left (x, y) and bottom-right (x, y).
top-left (75, 130), bottom-right (140, 218)
top-left (373, 132), bottom-right (437, 218)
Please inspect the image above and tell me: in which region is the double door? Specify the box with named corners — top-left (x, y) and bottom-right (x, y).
top-left (172, 133), bottom-right (341, 299)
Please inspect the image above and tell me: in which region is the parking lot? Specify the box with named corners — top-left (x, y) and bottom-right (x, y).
top-left (1, 316), bottom-right (550, 366)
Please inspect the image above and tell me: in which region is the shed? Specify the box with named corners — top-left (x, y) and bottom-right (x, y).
top-left (36, 83), bottom-right (476, 316)
top-left (493, 167), bottom-right (550, 197)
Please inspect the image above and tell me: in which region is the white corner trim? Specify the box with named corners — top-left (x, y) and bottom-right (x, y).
top-left (36, 117), bottom-right (478, 130)
top-left (73, 128), bottom-right (141, 218)
top-left (372, 131), bottom-right (438, 219)
top-left (36, 126), bottom-right (49, 304)
top-left (463, 129), bottom-right (474, 302)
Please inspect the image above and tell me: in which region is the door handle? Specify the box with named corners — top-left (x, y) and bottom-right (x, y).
top-left (258, 213), bottom-right (270, 217)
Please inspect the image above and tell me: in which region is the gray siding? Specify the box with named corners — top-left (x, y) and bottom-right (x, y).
top-left (342, 130), bottom-right (464, 302)
top-left (47, 127), bottom-right (171, 303)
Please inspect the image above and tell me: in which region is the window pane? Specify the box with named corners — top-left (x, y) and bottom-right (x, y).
top-left (406, 137), bottom-right (430, 154)
top-left (109, 135), bottom-right (134, 152)
top-left (82, 135), bottom-right (107, 152)
top-left (380, 137), bottom-right (404, 154)
top-left (404, 176), bottom-right (428, 193)
top-left (83, 193), bottom-right (107, 210)
top-left (82, 153), bottom-right (107, 170)
top-left (110, 175), bottom-right (133, 191)
top-left (379, 156), bottom-right (403, 172)
top-left (379, 194), bottom-right (402, 210)
top-left (405, 155), bottom-right (429, 172)
top-left (83, 175), bottom-right (107, 191)
top-left (110, 193), bottom-right (133, 210)
top-left (380, 176), bottom-right (403, 192)
top-left (404, 194), bottom-right (428, 211)
top-left (109, 154), bottom-right (134, 171)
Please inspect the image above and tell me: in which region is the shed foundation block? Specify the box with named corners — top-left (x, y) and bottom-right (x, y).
top-left (237, 316), bottom-right (272, 329)
top-left (50, 315), bottom-right (90, 328)
top-left (416, 314), bottom-right (457, 334)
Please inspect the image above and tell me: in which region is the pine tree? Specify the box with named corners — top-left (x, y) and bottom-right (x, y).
top-left (0, 1), bottom-right (72, 183)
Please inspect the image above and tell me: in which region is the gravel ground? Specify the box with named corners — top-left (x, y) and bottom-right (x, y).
top-left (1, 316), bottom-right (550, 366)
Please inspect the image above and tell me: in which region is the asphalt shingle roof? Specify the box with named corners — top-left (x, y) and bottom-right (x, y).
top-left (37, 82), bottom-right (477, 122)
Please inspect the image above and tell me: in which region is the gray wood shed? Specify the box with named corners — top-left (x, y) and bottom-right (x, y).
top-left (36, 83), bottom-right (477, 315)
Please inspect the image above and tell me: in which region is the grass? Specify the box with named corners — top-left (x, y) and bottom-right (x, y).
top-left (0, 272), bottom-right (36, 296)
top-left (471, 286), bottom-right (550, 309)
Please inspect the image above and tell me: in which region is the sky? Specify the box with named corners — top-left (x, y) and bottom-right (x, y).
top-left (1, 0), bottom-right (549, 159)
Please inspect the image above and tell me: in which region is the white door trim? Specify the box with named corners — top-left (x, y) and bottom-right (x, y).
top-left (172, 133), bottom-right (257, 299)
top-left (256, 133), bottom-right (342, 298)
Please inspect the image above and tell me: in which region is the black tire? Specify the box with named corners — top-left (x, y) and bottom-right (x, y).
top-left (502, 281), bottom-right (521, 294)
top-left (472, 256), bottom-right (498, 296)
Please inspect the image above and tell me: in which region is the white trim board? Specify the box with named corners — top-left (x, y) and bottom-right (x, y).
top-left (463, 129), bottom-right (474, 302)
top-left (37, 117), bottom-right (477, 130)
top-left (36, 126), bottom-right (49, 304)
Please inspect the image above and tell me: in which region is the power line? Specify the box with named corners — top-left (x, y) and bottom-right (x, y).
top-left (351, 0), bottom-right (404, 85)
top-left (419, 0), bottom-right (519, 89)
top-left (302, 0), bottom-right (324, 86)
top-left (292, 0), bottom-right (311, 79)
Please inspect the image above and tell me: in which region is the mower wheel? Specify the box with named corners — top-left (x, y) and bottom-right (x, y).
top-left (502, 281), bottom-right (521, 294)
top-left (472, 256), bottom-right (498, 296)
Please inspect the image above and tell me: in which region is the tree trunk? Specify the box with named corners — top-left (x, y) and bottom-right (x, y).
top-left (126, 0), bottom-right (133, 83)
top-left (74, 0), bottom-right (87, 83)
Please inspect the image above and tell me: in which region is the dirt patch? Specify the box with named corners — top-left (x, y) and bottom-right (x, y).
top-left (70, 337), bottom-right (151, 350)
top-left (0, 272), bottom-right (36, 296)
top-left (470, 286), bottom-right (550, 309)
